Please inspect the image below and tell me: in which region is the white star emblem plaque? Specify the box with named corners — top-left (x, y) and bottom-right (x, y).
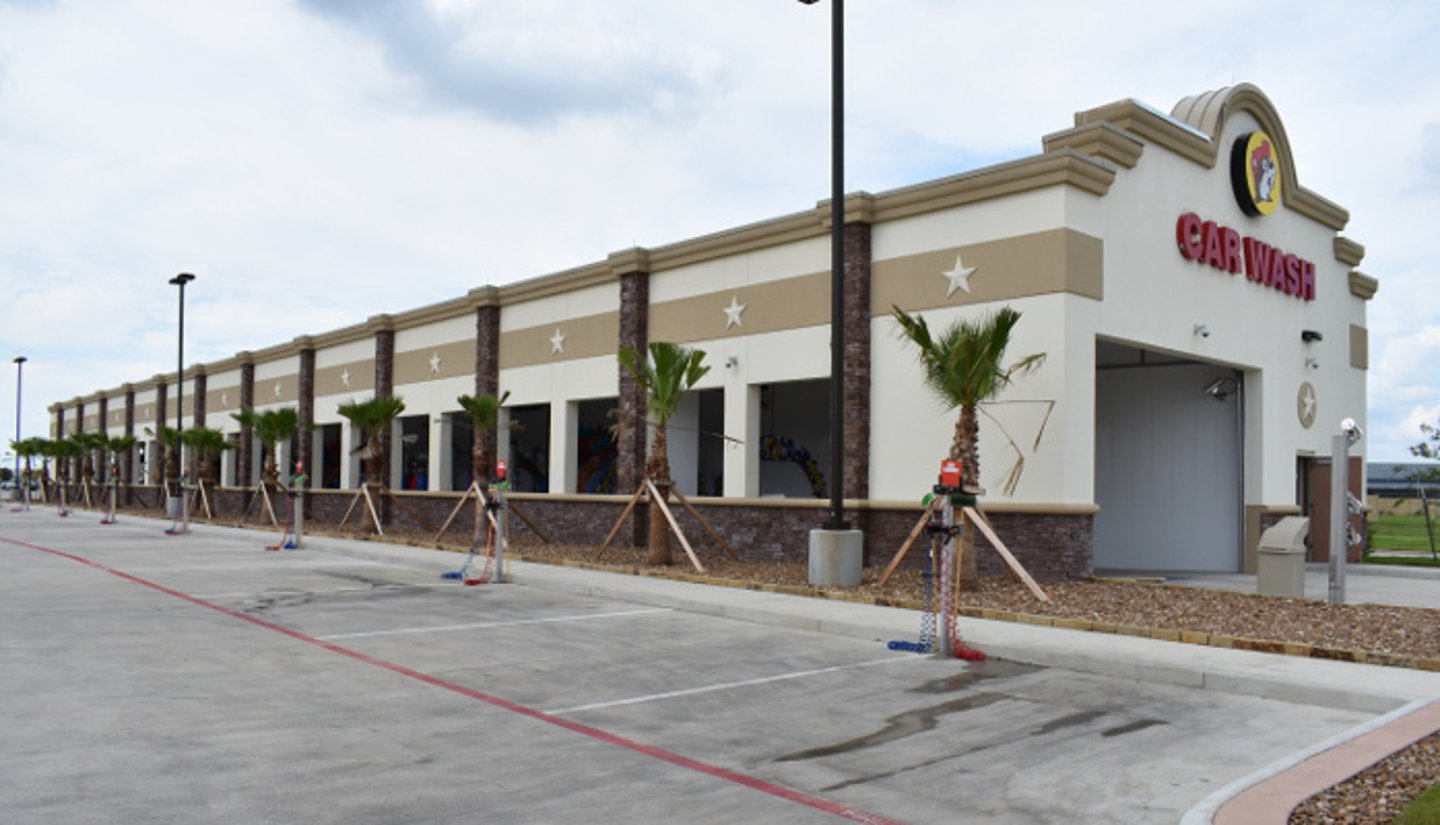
top-left (341, 368), bottom-right (351, 388)
top-left (941, 254), bottom-right (977, 298)
top-left (1297, 382), bottom-right (1317, 429)
top-left (221, 391), bottom-right (229, 408)
top-left (723, 296), bottom-right (747, 329)
top-left (429, 352), bottom-right (442, 375)
top-left (274, 381), bottom-right (283, 398)
top-left (550, 328), bottom-right (566, 355)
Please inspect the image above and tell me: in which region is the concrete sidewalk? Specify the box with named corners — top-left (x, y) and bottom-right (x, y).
top-left (1157, 562), bottom-right (1440, 609)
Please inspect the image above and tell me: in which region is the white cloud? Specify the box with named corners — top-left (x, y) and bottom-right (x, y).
top-left (1, 0), bottom-right (1438, 466)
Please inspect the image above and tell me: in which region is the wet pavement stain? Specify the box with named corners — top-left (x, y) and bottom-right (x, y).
top-left (1032, 709), bottom-right (1106, 735)
top-left (774, 692), bottom-right (1010, 762)
top-left (240, 589), bottom-right (313, 616)
top-left (907, 659), bottom-right (1040, 694)
top-left (1101, 719), bottom-right (1167, 738)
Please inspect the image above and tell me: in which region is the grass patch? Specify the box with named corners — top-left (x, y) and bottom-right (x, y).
top-left (1390, 781), bottom-right (1440, 824)
top-left (1370, 513), bottom-right (1440, 554)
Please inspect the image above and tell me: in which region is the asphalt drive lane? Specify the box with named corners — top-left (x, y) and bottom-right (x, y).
top-left (1, 513), bottom-right (1380, 824)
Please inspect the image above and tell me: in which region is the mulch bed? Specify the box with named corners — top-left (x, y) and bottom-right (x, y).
top-left (1289, 733), bottom-right (1439, 825)
top-left (476, 540), bottom-right (1440, 665)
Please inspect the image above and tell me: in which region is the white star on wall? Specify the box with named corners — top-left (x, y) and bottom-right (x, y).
top-left (1300, 383), bottom-right (1317, 427)
top-left (550, 328), bottom-right (566, 355)
top-left (723, 296), bottom-right (747, 329)
top-left (274, 381), bottom-right (282, 398)
top-left (221, 391), bottom-right (229, 408)
top-left (429, 351), bottom-right (442, 375)
top-left (341, 368), bottom-right (351, 388)
top-left (942, 254), bottom-right (977, 297)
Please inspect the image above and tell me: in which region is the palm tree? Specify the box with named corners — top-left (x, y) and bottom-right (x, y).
top-left (891, 304), bottom-right (1045, 584)
top-left (47, 436), bottom-right (83, 514)
top-left (181, 427), bottom-right (233, 488)
top-left (456, 390), bottom-right (510, 485)
top-left (143, 425), bottom-right (181, 489)
top-left (337, 396), bottom-right (406, 487)
top-left (75, 431), bottom-right (108, 493)
top-left (11, 437), bottom-right (46, 507)
top-left (104, 434), bottom-right (138, 483)
top-left (102, 434), bottom-right (138, 500)
top-left (618, 342), bottom-right (709, 565)
top-left (231, 406), bottom-right (301, 488)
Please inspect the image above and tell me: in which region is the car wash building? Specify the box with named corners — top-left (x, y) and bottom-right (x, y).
top-left (52, 84), bottom-right (1372, 578)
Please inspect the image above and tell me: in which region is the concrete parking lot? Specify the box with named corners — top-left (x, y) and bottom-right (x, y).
top-left (0, 511), bottom-right (1387, 824)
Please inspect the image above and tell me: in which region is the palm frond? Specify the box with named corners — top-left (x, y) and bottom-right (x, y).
top-left (457, 390), bottom-right (511, 432)
top-left (337, 396), bottom-right (407, 440)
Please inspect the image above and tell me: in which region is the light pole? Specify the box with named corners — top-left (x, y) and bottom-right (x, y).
top-left (799, 0), bottom-right (846, 529)
top-left (13, 356), bottom-right (25, 506)
top-left (801, 0), bottom-right (863, 586)
top-left (168, 272), bottom-right (195, 535)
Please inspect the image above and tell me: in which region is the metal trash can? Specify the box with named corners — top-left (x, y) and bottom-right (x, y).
top-left (1257, 516), bottom-right (1309, 598)
top-left (165, 495), bottom-right (183, 519)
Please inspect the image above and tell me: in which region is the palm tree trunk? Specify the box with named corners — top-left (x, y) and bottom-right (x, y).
top-left (647, 480), bottom-right (673, 565)
top-left (954, 405), bottom-right (980, 589)
top-left (646, 424), bottom-right (673, 565)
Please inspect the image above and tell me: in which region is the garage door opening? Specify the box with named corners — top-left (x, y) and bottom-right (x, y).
top-left (1094, 340), bottom-right (1244, 573)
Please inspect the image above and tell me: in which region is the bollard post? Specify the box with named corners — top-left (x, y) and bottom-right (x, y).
top-left (1327, 420), bottom-right (1362, 606)
top-left (492, 460), bottom-right (508, 583)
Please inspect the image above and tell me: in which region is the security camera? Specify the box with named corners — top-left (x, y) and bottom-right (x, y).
top-left (1340, 418), bottom-right (1363, 444)
top-left (1194, 324), bottom-right (1210, 338)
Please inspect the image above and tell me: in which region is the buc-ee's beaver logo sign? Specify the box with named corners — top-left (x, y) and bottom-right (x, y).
top-left (1231, 130), bottom-right (1281, 216)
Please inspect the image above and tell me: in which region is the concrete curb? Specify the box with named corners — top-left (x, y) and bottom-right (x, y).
top-left (1179, 697), bottom-right (1440, 825)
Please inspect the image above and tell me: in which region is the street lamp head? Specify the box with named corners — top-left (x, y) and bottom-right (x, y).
top-left (797, 0), bottom-right (820, 4)
top-left (13, 356), bottom-right (26, 365)
top-left (170, 272), bottom-right (196, 286)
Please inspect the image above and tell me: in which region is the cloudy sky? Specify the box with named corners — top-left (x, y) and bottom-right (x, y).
top-left (1, 0), bottom-right (1436, 465)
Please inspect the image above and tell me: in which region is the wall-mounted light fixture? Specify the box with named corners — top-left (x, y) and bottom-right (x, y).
top-left (1193, 324), bottom-right (1211, 338)
top-left (725, 356), bottom-right (739, 369)
top-left (1203, 376), bottom-right (1237, 401)
top-left (1301, 330), bottom-right (1323, 343)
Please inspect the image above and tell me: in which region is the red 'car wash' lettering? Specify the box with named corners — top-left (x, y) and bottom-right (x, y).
top-left (1175, 212), bottom-right (1315, 301)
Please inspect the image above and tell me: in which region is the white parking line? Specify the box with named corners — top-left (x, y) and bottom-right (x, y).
top-left (119, 559), bottom-right (386, 573)
top-left (191, 584), bottom-right (449, 600)
top-left (547, 655), bottom-right (920, 715)
top-left (318, 607), bottom-right (674, 640)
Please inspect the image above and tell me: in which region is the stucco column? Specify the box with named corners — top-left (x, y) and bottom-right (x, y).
top-left (72, 398), bottom-right (85, 486)
top-left (296, 338), bottom-right (315, 493)
top-left (153, 377), bottom-right (168, 486)
top-left (613, 250), bottom-right (650, 546)
top-left (191, 367), bottom-right (206, 429)
top-left (842, 214), bottom-right (872, 503)
top-left (49, 404), bottom-right (62, 490)
top-left (123, 384), bottom-right (136, 493)
top-left (237, 354), bottom-right (255, 487)
top-left (615, 259), bottom-right (650, 493)
top-left (470, 287), bottom-right (501, 482)
top-left (369, 315), bottom-right (396, 520)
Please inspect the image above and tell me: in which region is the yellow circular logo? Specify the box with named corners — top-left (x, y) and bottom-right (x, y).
top-left (1231, 131), bottom-right (1281, 216)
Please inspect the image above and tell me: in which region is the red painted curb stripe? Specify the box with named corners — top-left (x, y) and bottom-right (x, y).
top-left (4, 536), bottom-right (900, 825)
